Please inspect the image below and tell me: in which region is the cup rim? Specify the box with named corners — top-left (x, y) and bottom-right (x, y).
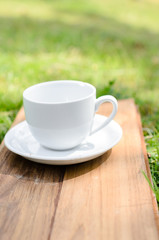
top-left (23, 80), bottom-right (96, 105)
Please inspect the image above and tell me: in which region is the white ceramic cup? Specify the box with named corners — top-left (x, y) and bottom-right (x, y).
top-left (23, 80), bottom-right (118, 150)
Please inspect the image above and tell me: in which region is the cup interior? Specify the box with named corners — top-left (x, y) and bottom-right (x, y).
top-left (23, 80), bottom-right (95, 104)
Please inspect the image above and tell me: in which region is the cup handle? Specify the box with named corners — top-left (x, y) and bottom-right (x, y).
top-left (90, 95), bottom-right (118, 135)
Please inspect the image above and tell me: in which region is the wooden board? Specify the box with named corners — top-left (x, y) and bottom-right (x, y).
top-left (0, 99), bottom-right (158, 240)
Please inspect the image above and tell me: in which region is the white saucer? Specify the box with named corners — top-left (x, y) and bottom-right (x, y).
top-left (4, 114), bottom-right (122, 165)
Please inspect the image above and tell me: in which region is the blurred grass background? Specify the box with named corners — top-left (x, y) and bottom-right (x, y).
top-left (0, 0), bottom-right (159, 200)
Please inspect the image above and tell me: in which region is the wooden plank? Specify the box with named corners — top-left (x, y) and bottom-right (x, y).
top-left (0, 108), bottom-right (66, 240)
top-left (0, 99), bottom-right (158, 240)
top-left (50, 99), bottom-right (159, 240)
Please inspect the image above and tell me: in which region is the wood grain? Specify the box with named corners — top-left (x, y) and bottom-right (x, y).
top-left (0, 99), bottom-right (158, 240)
top-left (0, 108), bottom-right (66, 240)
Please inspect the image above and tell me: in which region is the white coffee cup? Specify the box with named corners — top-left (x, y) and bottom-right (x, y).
top-left (23, 80), bottom-right (118, 150)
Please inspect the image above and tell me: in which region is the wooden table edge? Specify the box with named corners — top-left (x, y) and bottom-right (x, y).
top-left (135, 103), bottom-right (159, 231)
top-left (0, 99), bottom-right (159, 233)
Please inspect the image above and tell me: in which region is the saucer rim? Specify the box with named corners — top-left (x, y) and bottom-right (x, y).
top-left (4, 114), bottom-right (122, 162)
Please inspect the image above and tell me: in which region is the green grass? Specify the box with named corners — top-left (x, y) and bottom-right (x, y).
top-left (0, 0), bottom-right (159, 201)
